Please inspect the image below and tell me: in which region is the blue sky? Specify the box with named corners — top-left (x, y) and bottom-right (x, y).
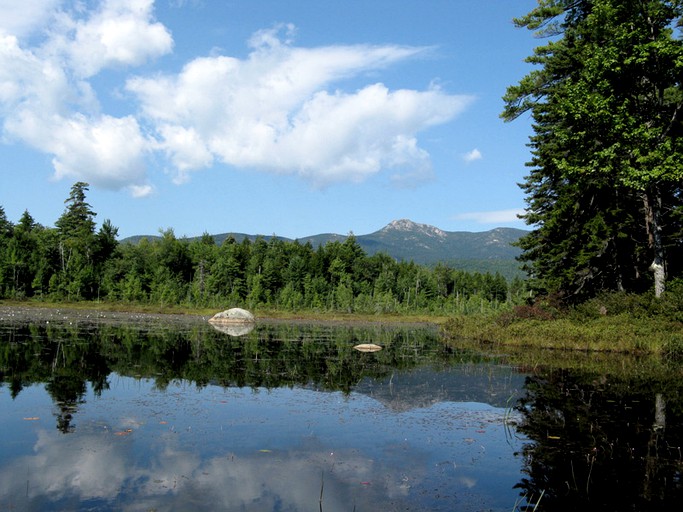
top-left (0, 0), bottom-right (540, 239)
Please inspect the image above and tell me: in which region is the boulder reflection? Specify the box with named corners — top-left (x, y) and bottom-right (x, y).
top-left (210, 322), bottom-right (255, 337)
top-left (0, 320), bottom-right (463, 432)
top-left (0, 319), bottom-right (528, 510)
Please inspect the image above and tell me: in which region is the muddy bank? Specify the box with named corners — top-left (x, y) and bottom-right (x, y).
top-left (0, 303), bottom-right (440, 331)
top-left (0, 304), bottom-right (208, 327)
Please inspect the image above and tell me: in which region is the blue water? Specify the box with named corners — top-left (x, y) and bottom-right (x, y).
top-left (0, 360), bottom-right (526, 511)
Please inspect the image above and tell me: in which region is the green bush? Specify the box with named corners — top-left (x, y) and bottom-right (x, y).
top-left (663, 333), bottom-right (683, 359)
top-left (571, 288), bottom-right (683, 321)
top-left (660, 279), bottom-right (683, 322)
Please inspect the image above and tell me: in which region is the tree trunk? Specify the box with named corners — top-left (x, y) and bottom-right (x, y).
top-left (198, 259), bottom-right (205, 296)
top-left (644, 393), bottom-right (666, 500)
top-left (643, 189), bottom-right (666, 298)
top-left (654, 393), bottom-right (666, 431)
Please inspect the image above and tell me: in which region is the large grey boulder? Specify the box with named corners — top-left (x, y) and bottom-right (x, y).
top-left (208, 308), bottom-right (255, 337)
top-left (208, 308), bottom-right (255, 324)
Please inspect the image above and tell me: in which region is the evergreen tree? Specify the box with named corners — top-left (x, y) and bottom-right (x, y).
top-left (0, 206), bottom-right (14, 296)
top-left (503, 0), bottom-right (683, 300)
top-left (54, 182), bottom-right (98, 298)
top-left (1, 187), bottom-right (525, 313)
top-left (187, 232), bottom-right (216, 304)
top-left (208, 237), bottom-right (246, 303)
top-left (31, 226), bottom-right (61, 298)
top-left (6, 211), bottom-right (40, 297)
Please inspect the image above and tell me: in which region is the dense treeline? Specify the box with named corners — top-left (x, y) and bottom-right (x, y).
top-left (0, 183), bottom-right (524, 314)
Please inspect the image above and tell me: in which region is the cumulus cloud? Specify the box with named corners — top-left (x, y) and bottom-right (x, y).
top-left (128, 26), bottom-right (472, 187)
top-left (0, 0), bottom-right (60, 38)
top-left (0, 0), bottom-right (168, 194)
top-left (463, 148), bottom-right (482, 163)
top-left (64, 0), bottom-right (173, 78)
top-left (454, 208), bottom-right (524, 224)
top-left (0, 1), bottom-right (472, 193)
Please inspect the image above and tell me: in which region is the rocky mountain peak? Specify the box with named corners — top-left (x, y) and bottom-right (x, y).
top-left (383, 219), bottom-right (447, 238)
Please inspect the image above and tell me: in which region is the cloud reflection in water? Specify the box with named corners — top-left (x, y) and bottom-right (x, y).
top-left (0, 369), bottom-right (523, 511)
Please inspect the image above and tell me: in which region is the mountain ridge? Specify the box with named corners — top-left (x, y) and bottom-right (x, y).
top-left (122, 219), bottom-right (528, 277)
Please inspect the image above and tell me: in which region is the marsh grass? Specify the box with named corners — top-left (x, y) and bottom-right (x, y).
top-left (6, 288), bottom-right (683, 358)
top-left (442, 313), bottom-right (683, 355)
top-left (442, 287), bottom-right (683, 358)
top-left (513, 490), bottom-right (545, 512)
top-left (0, 298), bottom-right (215, 317)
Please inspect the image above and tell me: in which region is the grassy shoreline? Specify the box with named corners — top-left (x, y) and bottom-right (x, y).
top-left (0, 299), bottom-right (448, 326)
top-left (441, 313), bottom-right (683, 356)
top-left (3, 298), bottom-right (682, 357)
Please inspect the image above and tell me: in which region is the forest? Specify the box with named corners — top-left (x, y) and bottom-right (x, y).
top-left (0, 182), bottom-right (523, 315)
top-left (5, 1), bottom-right (683, 319)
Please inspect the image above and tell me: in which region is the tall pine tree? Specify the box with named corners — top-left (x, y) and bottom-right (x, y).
top-left (503, 0), bottom-right (683, 300)
top-left (54, 182), bottom-right (98, 298)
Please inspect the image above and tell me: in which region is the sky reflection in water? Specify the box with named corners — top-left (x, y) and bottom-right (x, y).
top-left (0, 322), bottom-right (525, 512)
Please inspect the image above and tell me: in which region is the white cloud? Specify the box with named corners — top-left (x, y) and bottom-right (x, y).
top-left (50, 114), bottom-right (148, 186)
top-left (0, 0), bottom-right (166, 194)
top-left (157, 125), bottom-right (214, 181)
top-left (0, 3), bottom-right (472, 194)
top-left (128, 183), bottom-right (154, 197)
top-left (128, 26), bottom-right (473, 187)
top-left (65, 0), bottom-right (173, 78)
top-left (0, 0), bottom-right (60, 37)
top-left (454, 208), bottom-right (524, 224)
top-left (5, 107), bottom-right (150, 191)
top-left (463, 148), bottom-right (482, 163)
top-left (0, 427), bottom-right (421, 510)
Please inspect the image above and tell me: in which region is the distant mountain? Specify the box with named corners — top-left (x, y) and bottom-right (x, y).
top-left (122, 232), bottom-right (292, 246)
top-left (299, 219), bottom-right (526, 276)
top-left (121, 219), bottom-right (528, 277)
top-left (354, 364), bottom-right (527, 411)
top-left (361, 219), bottom-right (524, 263)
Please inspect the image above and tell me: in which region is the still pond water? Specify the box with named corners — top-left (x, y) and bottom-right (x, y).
top-left (1, 314), bottom-right (682, 511)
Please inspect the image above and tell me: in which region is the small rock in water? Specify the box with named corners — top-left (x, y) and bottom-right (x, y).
top-left (353, 343), bottom-right (382, 352)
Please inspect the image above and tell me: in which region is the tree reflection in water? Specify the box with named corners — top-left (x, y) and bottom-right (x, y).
top-left (0, 320), bottom-right (461, 432)
top-left (513, 366), bottom-right (683, 511)
top-left (4, 318), bottom-right (683, 510)
top-left (0, 319), bottom-right (527, 510)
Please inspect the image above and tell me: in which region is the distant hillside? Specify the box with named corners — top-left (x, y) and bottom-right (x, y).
top-left (299, 219), bottom-right (527, 277)
top-left (121, 232), bottom-right (292, 245)
top-left (121, 219), bottom-right (528, 278)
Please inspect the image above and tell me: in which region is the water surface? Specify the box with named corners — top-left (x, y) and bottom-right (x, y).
top-left (2, 315), bottom-right (683, 511)
top-left (0, 318), bottom-right (525, 511)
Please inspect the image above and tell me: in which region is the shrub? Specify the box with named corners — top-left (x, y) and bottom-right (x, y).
top-left (660, 279), bottom-right (683, 322)
top-left (573, 291), bottom-right (657, 319)
top-left (496, 303), bottom-right (556, 327)
top-left (663, 334), bottom-right (683, 359)
top-left (571, 285), bottom-right (683, 322)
